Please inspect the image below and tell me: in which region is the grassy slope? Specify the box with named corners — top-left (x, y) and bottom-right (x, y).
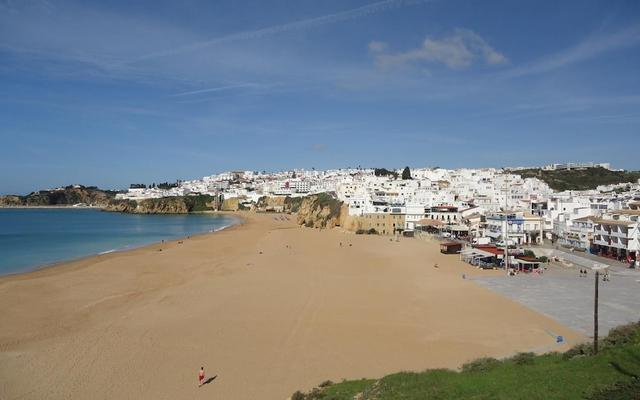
top-left (511, 167), bottom-right (640, 191)
top-left (294, 324), bottom-right (640, 400)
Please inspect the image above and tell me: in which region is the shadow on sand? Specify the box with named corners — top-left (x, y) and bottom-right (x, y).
top-left (202, 375), bottom-right (218, 386)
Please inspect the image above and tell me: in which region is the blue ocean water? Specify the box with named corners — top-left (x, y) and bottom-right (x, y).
top-left (0, 208), bottom-right (240, 275)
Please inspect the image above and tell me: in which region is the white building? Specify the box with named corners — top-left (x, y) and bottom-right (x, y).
top-left (591, 209), bottom-right (640, 264)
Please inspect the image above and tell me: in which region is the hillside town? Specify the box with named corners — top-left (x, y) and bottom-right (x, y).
top-left (115, 164), bottom-right (640, 268)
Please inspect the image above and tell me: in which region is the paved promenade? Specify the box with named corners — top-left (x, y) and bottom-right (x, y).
top-left (472, 266), bottom-right (640, 337)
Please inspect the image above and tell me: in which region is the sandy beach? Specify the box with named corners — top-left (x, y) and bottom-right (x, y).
top-left (0, 213), bottom-right (584, 400)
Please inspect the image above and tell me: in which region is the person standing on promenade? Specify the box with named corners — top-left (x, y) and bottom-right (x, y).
top-left (198, 366), bottom-right (205, 387)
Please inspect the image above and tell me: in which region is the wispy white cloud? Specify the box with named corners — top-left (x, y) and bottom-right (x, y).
top-left (0, 0), bottom-right (433, 98)
top-left (170, 83), bottom-right (260, 97)
top-left (374, 28), bottom-right (507, 69)
top-left (122, 0), bottom-right (428, 66)
top-left (368, 40), bottom-right (388, 52)
top-left (503, 24), bottom-right (640, 78)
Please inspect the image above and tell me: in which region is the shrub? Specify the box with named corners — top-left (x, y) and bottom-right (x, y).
top-left (511, 167), bottom-right (640, 191)
top-left (313, 193), bottom-right (342, 220)
top-left (183, 195), bottom-right (217, 211)
top-left (461, 357), bottom-right (501, 373)
top-left (585, 379), bottom-right (640, 400)
top-left (318, 380), bottom-right (333, 388)
top-left (538, 256), bottom-right (549, 263)
top-left (524, 250), bottom-right (536, 258)
top-left (562, 343), bottom-right (594, 360)
top-left (508, 352), bottom-right (536, 366)
top-left (367, 228), bottom-right (378, 235)
top-left (291, 391), bottom-right (306, 400)
top-left (602, 321), bottom-right (640, 349)
top-left (285, 196), bottom-right (304, 213)
top-left (306, 388), bottom-right (325, 399)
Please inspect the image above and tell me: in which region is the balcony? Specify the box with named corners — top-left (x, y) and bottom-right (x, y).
top-left (609, 239), bottom-right (624, 249)
top-left (610, 229), bottom-right (629, 238)
top-left (593, 237), bottom-right (610, 247)
top-left (570, 225), bottom-right (592, 233)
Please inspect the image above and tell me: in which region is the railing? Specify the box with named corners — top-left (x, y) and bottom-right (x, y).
top-left (610, 229), bottom-right (629, 238)
top-left (592, 238), bottom-right (609, 246)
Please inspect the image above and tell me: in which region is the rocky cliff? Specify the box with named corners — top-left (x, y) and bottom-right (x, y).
top-left (0, 186), bottom-right (117, 207)
top-left (103, 195), bottom-right (218, 214)
top-left (295, 193), bottom-right (343, 229)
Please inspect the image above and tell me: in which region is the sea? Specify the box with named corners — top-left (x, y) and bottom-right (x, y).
top-left (0, 208), bottom-right (240, 276)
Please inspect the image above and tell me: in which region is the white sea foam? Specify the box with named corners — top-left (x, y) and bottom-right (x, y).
top-left (214, 224), bottom-right (233, 232)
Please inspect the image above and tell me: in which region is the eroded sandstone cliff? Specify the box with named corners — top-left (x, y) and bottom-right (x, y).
top-left (295, 193), bottom-right (343, 229)
top-left (0, 186), bottom-right (116, 207)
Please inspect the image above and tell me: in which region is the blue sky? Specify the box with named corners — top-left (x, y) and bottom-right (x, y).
top-left (1, 0), bottom-right (640, 194)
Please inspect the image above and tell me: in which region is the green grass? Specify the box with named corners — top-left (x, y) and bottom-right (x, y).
top-left (511, 167), bottom-right (640, 191)
top-left (292, 322), bottom-right (640, 400)
top-left (321, 379), bottom-right (376, 399)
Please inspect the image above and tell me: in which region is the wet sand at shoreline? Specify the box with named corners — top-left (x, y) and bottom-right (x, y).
top-left (0, 213), bottom-right (584, 400)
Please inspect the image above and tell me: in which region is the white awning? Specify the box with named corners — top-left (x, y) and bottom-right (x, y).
top-left (461, 248), bottom-right (494, 258)
top-left (446, 224), bottom-right (469, 231)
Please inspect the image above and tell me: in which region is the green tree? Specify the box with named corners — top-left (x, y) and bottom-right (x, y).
top-left (402, 166), bottom-right (412, 180)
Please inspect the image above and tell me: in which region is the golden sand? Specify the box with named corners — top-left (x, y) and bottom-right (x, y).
top-left (0, 213), bottom-right (583, 400)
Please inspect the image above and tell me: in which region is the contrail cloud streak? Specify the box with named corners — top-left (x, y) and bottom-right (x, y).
top-left (124, 0), bottom-right (427, 65)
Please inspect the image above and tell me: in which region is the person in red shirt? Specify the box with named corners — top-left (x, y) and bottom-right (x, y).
top-left (198, 366), bottom-right (205, 387)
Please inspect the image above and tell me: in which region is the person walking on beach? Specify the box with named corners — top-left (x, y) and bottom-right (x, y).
top-left (198, 366), bottom-right (205, 387)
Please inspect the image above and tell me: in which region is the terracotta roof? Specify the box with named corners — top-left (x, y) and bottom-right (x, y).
top-left (516, 256), bottom-right (538, 262)
top-left (515, 257), bottom-right (540, 264)
top-left (475, 245), bottom-right (504, 255)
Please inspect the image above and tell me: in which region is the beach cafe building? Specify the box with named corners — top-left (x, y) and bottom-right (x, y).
top-left (461, 245), bottom-right (523, 269)
top-left (514, 256), bottom-right (542, 272)
top-left (415, 218), bottom-right (469, 239)
top-left (440, 241), bottom-right (463, 254)
top-left (460, 247), bottom-right (496, 268)
top-left (415, 218), bottom-right (444, 233)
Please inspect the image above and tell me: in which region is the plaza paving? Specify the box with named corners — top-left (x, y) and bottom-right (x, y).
top-left (472, 265), bottom-right (640, 337)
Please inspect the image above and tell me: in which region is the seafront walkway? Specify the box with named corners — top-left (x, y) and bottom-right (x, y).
top-left (526, 244), bottom-right (637, 276)
top-left (471, 265), bottom-right (640, 338)
top-left (472, 243), bottom-right (640, 338)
